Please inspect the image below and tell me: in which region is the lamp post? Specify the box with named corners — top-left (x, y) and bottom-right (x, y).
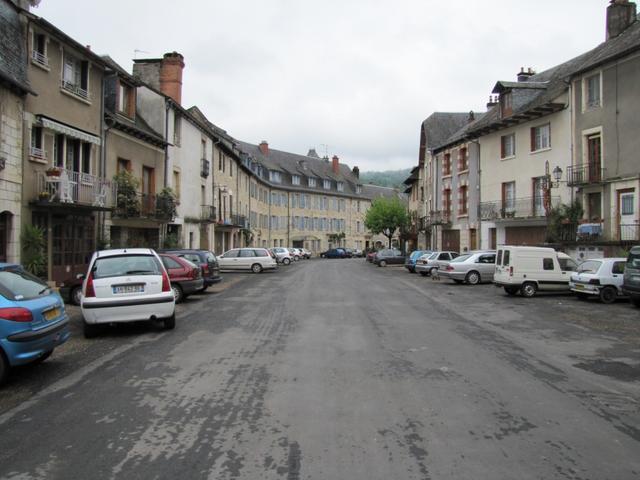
top-left (542, 160), bottom-right (563, 216)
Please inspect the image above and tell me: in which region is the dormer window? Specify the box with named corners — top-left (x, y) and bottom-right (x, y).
top-left (337, 181), bottom-right (344, 192)
top-left (500, 92), bottom-right (512, 117)
top-left (117, 81), bottom-right (135, 118)
top-left (292, 174), bottom-right (301, 185)
top-left (356, 185), bottom-right (362, 194)
top-left (269, 170), bottom-right (282, 183)
top-left (308, 177), bottom-right (317, 187)
top-left (323, 179), bottom-right (331, 190)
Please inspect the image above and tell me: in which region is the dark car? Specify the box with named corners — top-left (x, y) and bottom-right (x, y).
top-left (59, 274), bottom-right (84, 305)
top-left (321, 248), bottom-right (347, 258)
top-left (405, 250), bottom-right (432, 273)
top-left (158, 249), bottom-right (222, 290)
top-left (159, 254), bottom-right (204, 303)
top-left (374, 249), bottom-right (406, 267)
top-left (343, 248), bottom-right (354, 258)
top-left (622, 245), bottom-right (640, 307)
top-left (366, 250), bottom-right (377, 263)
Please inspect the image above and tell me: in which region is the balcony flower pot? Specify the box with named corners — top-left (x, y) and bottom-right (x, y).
top-left (45, 167), bottom-right (62, 177)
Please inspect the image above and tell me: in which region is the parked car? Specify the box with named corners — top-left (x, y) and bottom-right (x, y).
top-left (439, 251), bottom-right (496, 285)
top-left (352, 248), bottom-right (364, 258)
top-left (80, 248), bottom-right (176, 338)
top-left (405, 250), bottom-right (432, 273)
top-left (343, 248), bottom-right (355, 258)
top-left (366, 250), bottom-right (377, 263)
top-left (59, 273), bottom-right (85, 306)
top-left (622, 245), bottom-right (640, 307)
top-left (494, 246), bottom-right (578, 297)
top-left (301, 248), bottom-right (312, 259)
top-left (0, 263), bottom-right (71, 384)
top-left (415, 251), bottom-right (459, 276)
top-left (270, 247), bottom-right (293, 265)
top-left (569, 257), bottom-right (627, 304)
top-left (158, 249), bottom-right (221, 291)
top-left (158, 254), bottom-right (204, 303)
top-left (287, 248), bottom-right (301, 261)
top-left (217, 248), bottom-right (278, 273)
top-left (321, 248), bottom-right (347, 258)
top-left (374, 249), bottom-right (406, 267)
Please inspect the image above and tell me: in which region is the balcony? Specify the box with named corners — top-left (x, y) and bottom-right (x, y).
top-left (201, 205), bottom-right (216, 222)
top-left (428, 211), bottom-right (451, 225)
top-left (553, 222), bottom-right (640, 243)
top-left (480, 196), bottom-right (560, 220)
top-left (113, 192), bottom-right (177, 221)
top-left (216, 214), bottom-right (248, 229)
top-left (566, 164), bottom-right (606, 186)
top-left (34, 168), bottom-right (115, 209)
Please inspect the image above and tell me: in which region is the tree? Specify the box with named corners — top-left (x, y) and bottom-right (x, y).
top-left (21, 225), bottom-right (46, 277)
top-left (364, 197), bottom-right (409, 248)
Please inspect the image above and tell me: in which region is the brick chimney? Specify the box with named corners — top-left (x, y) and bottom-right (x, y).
top-left (259, 141), bottom-right (269, 155)
top-left (486, 95), bottom-right (498, 110)
top-left (517, 67), bottom-right (535, 82)
top-left (352, 166), bottom-right (360, 178)
top-left (332, 155), bottom-right (340, 174)
top-left (607, 0), bottom-right (637, 39)
top-left (133, 52), bottom-right (185, 104)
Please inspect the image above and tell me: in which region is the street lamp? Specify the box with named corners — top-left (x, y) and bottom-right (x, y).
top-left (542, 161), bottom-right (563, 216)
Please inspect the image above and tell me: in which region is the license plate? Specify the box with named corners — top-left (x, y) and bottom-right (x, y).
top-left (574, 284), bottom-right (584, 290)
top-left (43, 308), bottom-right (60, 321)
top-left (113, 284), bottom-right (144, 294)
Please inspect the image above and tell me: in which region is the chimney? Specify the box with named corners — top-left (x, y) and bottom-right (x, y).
top-left (332, 155), bottom-right (340, 174)
top-left (607, 0), bottom-right (637, 40)
top-left (133, 52), bottom-right (185, 104)
top-left (486, 95), bottom-right (498, 110)
top-left (259, 141), bottom-right (269, 155)
top-left (352, 166), bottom-right (360, 178)
top-left (517, 67), bottom-right (535, 82)
top-left (468, 111), bottom-right (475, 123)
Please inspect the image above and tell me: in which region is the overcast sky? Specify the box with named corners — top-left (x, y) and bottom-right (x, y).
top-left (37, 0), bottom-right (608, 171)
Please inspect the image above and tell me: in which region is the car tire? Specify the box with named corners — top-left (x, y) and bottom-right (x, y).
top-left (163, 313), bottom-right (176, 330)
top-left (599, 286), bottom-right (617, 304)
top-left (0, 349), bottom-right (9, 386)
top-left (83, 321), bottom-right (101, 339)
top-left (504, 286), bottom-right (519, 296)
top-left (521, 282), bottom-right (538, 298)
top-left (465, 271), bottom-right (481, 285)
top-left (71, 286), bottom-right (82, 306)
top-left (379, 260), bottom-right (387, 267)
top-left (172, 284), bottom-right (184, 303)
top-left (251, 263), bottom-right (263, 273)
top-left (32, 349), bottom-right (53, 364)
top-left (283, 258), bottom-right (291, 265)
top-left (428, 267), bottom-right (437, 276)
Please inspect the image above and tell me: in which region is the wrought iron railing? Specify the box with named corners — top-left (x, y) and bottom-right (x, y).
top-left (553, 222), bottom-right (640, 243)
top-left (31, 50), bottom-right (48, 67)
top-left (61, 79), bottom-right (90, 101)
top-left (113, 191), bottom-right (176, 220)
top-left (35, 168), bottom-right (115, 208)
top-left (217, 214), bottom-right (248, 228)
top-left (428, 211), bottom-right (451, 225)
top-left (29, 146), bottom-right (46, 160)
top-left (566, 164), bottom-right (606, 186)
top-left (480, 196), bottom-right (560, 220)
top-left (201, 205), bottom-right (216, 222)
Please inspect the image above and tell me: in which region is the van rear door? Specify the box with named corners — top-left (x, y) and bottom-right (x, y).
top-left (494, 248), bottom-right (510, 281)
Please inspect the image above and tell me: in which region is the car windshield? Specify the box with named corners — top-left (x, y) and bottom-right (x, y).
top-left (628, 252), bottom-right (640, 268)
top-left (92, 255), bottom-right (162, 279)
top-left (205, 252), bottom-right (216, 262)
top-left (428, 252), bottom-right (439, 260)
top-left (451, 254), bottom-right (472, 263)
top-left (0, 268), bottom-right (51, 301)
top-left (577, 260), bottom-right (602, 273)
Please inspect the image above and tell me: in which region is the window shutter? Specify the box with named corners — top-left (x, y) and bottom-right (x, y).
top-left (530, 128), bottom-right (536, 151)
top-left (500, 137), bottom-right (505, 158)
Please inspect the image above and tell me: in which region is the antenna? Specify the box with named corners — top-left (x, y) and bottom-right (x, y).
top-left (134, 49), bottom-right (150, 59)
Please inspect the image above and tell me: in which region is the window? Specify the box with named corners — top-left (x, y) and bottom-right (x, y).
top-left (323, 179), bottom-right (331, 190)
top-left (30, 126), bottom-right (45, 159)
top-left (173, 113), bottom-right (182, 146)
top-left (585, 73), bottom-right (601, 109)
top-left (559, 258), bottom-right (578, 272)
top-left (309, 177), bottom-right (317, 187)
top-left (533, 177), bottom-right (545, 216)
top-left (502, 181), bottom-right (515, 214)
top-left (292, 175), bottom-right (300, 185)
top-left (31, 32), bottom-right (48, 67)
top-left (337, 182), bottom-right (344, 192)
top-left (118, 158), bottom-right (131, 173)
top-left (443, 153), bottom-right (451, 176)
top-left (173, 170), bottom-right (181, 200)
top-left (269, 171), bottom-right (282, 183)
top-left (501, 134), bottom-right (515, 158)
top-left (458, 186), bottom-right (468, 215)
top-left (239, 249), bottom-right (255, 258)
top-left (531, 124), bottom-right (550, 151)
top-left (459, 147), bottom-right (468, 171)
top-left (356, 185), bottom-right (362, 194)
top-left (117, 81), bottom-right (134, 117)
top-left (443, 189), bottom-right (452, 217)
top-left (587, 134), bottom-right (602, 182)
top-left (503, 250), bottom-right (510, 266)
top-left (501, 92), bottom-right (512, 117)
top-left (621, 194), bottom-right (634, 215)
top-left (543, 258), bottom-right (554, 270)
top-left (62, 52), bottom-right (89, 100)
top-left (612, 261), bottom-right (626, 275)
top-left (478, 254), bottom-right (495, 264)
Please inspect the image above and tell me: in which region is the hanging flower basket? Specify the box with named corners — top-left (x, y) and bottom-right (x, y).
top-left (45, 167), bottom-right (62, 177)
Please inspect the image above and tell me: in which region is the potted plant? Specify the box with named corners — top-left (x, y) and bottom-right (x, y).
top-left (45, 166), bottom-right (62, 177)
top-left (38, 191), bottom-right (51, 202)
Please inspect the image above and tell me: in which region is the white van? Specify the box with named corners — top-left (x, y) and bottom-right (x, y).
top-left (494, 246), bottom-right (579, 297)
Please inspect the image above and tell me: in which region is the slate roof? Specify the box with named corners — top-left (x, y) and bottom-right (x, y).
top-left (0, 0), bottom-right (32, 94)
top-left (362, 184), bottom-right (406, 202)
top-left (421, 113), bottom-right (472, 151)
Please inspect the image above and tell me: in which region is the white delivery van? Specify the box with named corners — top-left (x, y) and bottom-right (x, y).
top-left (494, 246), bottom-right (579, 297)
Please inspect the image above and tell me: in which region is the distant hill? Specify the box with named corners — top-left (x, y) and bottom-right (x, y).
top-left (359, 168), bottom-right (412, 189)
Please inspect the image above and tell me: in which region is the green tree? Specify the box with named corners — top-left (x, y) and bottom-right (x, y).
top-left (21, 225), bottom-right (46, 277)
top-left (364, 197), bottom-right (409, 248)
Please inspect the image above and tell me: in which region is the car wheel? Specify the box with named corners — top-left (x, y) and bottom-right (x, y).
top-left (283, 258), bottom-right (291, 265)
top-left (0, 350), bottom-right (9, 386)
top-left (379, 260), bottom-right (387, 267)
top-left (32, 349), bottom-right (53, 365)
top-left (599, 286), bottom-right (617, 304)
top-left (83, 321), bottom-right (101, 339)
top-left (465, 271), bottom-right (481, 285)
top-left (71, 286), bottom-right (83, 306)
top-left (251, 263), bottom-right (263, 273)
top-left (631, 295), bottom-right (640, 308)
top-left (521, 282), bottom-right (537, 298)
top-left (163, 313), bottom-right (176, 330)
top-left (504, 286), bottom-right (519, 296)
top-left (171, 284), bottom-right (184, 303)
top-left (428, 267), bottom-right (437, 276)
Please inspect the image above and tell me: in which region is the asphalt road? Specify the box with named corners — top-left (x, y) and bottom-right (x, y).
top-left (0, 259), bottom-right (639, 479)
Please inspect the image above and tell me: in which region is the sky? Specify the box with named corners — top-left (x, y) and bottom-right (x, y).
top-left (35, 0), bottom-right (608, 172)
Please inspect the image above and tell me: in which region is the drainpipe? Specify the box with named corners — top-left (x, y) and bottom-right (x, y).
top-left (164, 102), bottom-right (170, 188)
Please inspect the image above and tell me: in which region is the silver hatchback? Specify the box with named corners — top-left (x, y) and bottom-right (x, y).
top-left (439, 251), bottom-right (497, 285)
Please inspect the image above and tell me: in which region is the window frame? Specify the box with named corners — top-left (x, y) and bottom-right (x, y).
top-left (501, 133), bottom-right (516, 159)
top-left (530, 123), bottom-right (551, 152)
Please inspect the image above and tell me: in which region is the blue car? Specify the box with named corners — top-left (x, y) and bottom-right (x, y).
top-left (0, 263), bottom-right (70, 384)
top-left (405, 250), bottom-right (432, 273)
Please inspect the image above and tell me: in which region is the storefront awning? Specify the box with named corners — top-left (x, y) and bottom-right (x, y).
top-left (39, 116), bottom-right (101, 145)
